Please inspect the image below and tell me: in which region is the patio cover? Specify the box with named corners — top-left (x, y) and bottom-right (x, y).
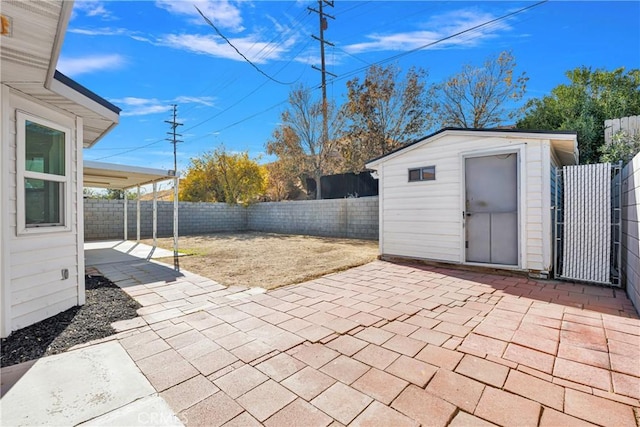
top-left (83, 160), bottom-right (179, 269)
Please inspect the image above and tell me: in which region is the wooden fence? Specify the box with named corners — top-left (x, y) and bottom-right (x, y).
top-left (604, 115), bottom-right (640, 144)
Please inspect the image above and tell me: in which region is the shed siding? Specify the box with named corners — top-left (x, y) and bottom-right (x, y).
top-left (5, 89), bottom-right (81, 333)
top-left (378, 133), bottom-right (552, 272)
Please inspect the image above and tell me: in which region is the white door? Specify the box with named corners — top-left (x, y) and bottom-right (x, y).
top-left (465, 153), bottom-right (518, 265)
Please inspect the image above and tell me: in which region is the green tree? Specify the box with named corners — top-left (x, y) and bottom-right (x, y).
top-left (341, 64), bottom-right (434, 172)
top-left (517, 67), bottom-right (640, 163)
top-left (179, 147), bottom-right (267, 205)
top-left (436, 51), bottom-right (528, 129)
top-left (600, 130), bottom-right (640, 164)
top-left (266, 85), bottom-right (344, 199)
top-left (82, 188), bottom-right (138, 199)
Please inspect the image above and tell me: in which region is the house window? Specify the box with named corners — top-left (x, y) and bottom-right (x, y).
top-left (17, 112), bottom-right (71, 233)
top-left (408, 166), bottom-right (436, 182)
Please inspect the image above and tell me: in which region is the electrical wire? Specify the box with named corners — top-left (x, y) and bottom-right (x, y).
top-left (195, 6), bottom-right (298, 86)
top-left (162, 4), bottom-right (314, 119)
top-left (96, 1), bottom-right (547, 161)
top-left (328, 0), bottom-right (549, 85)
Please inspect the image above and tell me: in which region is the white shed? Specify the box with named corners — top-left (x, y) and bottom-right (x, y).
top-left (1, 1), bottom-right (120, 337)
top-left (365, 128), bottom-right (579, 277)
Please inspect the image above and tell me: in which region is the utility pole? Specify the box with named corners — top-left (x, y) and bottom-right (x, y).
top-left (165, 104), bottom-right (183, 176)
top-left (309, 0), bottom-right (336, 200)
top-left (165, 105), bottom-right (182, 271)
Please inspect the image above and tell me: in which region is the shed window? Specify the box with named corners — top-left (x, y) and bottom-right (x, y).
top-left (17, 112), bottom-right (71, 233)
top-left (408, 166), bottom-right (436, 182)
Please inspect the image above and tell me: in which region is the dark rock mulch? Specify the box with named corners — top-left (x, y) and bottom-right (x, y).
top-left (0, 275), bottom-right (141, 368)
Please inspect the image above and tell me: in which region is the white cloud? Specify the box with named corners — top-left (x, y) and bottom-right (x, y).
top-left (68, 27), bottom-right (130, 36)
top-left (174, 96), bottom-right (216, 107)
top-left (72, 1), bottom-right (115, 20)
top-left (155, 0), bottom-right (244, 31)
top-left (109, 97), bottom-right (171, 117)
top-left (68, 27), bottom-right (155, 44)
top-left (158, 33), bottom-right (295, 63)
top-left (57, 54), bottom-right (126, 76)
top-left (343, 8), bottom-right (512, 54)
top-left (110, 96), bottom-right (217, 117)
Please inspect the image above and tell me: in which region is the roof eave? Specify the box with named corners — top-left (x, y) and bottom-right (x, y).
top-left (365, 128), bottom-right (579, 169)
top-left (84, 160), bottom-right (178, 190)
top-left (45, 0), bottom-right (74, 88)
top-left (49, 72), bottom-right (121, 148)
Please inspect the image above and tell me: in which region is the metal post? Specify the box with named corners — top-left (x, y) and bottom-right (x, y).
top-left (553, 167), bottom-right (561, 279)
top-left (612, 161), bottom-right (623, 286)
top-left (173, 177), bottom-right (179, 271)
top-left (123, 189), bottom-right (128, 241)
top-left (152, 182), bottom-right (157, 248)
top-left (136, 185), bottom-right (141, 243)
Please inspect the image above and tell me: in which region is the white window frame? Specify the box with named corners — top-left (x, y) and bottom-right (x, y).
top-left (16, 111), bottom-right (72, 234)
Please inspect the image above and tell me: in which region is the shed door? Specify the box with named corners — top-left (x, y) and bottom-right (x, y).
top-left (465, 153), bottom-right (518, 265)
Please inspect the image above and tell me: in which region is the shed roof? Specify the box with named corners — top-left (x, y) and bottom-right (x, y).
top-left (365, 128), bottom-right (579, 169)
top-left (84, 161), bottom-right (176, 190)
top-left (0, 1), bottom-right (120, 147)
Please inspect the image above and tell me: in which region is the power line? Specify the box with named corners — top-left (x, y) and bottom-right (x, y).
top-left (328, 0), bottom-right (549, 86)
top-left (178, 5), bottom-right (314, 118)
top-left (195, 6), bottom-right (298, 86)
top-left (96, 1), bottom-right (547, 161)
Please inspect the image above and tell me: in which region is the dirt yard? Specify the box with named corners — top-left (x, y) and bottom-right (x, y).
top-left (144, 232), bottom-right (378, 290)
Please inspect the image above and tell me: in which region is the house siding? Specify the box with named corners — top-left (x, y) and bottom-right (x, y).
top-left (622, 152), bottom-right (640, 312)
top-left (374, 133), bottom-right (553, 273)
top-left (3, 88), bottom-right (82, 334)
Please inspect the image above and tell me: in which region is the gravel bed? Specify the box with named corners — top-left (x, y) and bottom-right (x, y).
top-left (0, 275), bottom-right (141, 368)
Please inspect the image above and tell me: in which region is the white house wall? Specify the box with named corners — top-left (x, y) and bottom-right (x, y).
top-left (2, 86), bottom-right (82, 336)
top-left (377, 133), bottom-right (553, 273)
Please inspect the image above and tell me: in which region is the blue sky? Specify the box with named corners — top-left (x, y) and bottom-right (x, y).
top-left (61, 1), bottom-right (640, 175)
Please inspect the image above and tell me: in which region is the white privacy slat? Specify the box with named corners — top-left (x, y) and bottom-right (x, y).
top-left (561, 163), bottom-right (611, 283)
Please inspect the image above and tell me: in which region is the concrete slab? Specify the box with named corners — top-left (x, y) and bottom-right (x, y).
top-left (85, 240), bottom-right (178, 266)
top-left (79, 395), bottom-right (182, 426)
top-left (0, 359), bottom-right (37, 398)
top-left (0, 341), bottom-right (167, 426)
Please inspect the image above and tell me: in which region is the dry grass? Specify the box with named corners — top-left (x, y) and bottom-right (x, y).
top-left (144, 232), bottom-right (379, 290)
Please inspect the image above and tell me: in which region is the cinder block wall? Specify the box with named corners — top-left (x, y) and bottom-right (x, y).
top-left (84, 199), bottom-right (126, 240)
top-left (622, 153), bottom-right (640, 312)
top-left (247, 198), bottom-right (378, 240)
top-left (84, 197), bottom-right (378, 241)
top-left (84, 200), bottom-right (247, 240)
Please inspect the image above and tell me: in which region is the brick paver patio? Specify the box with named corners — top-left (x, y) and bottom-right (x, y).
top-left (87, 259), bottom-right (640, 427)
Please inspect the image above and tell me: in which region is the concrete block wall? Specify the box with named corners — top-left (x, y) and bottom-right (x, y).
top-left (84, 196), bottom-right (378, 241)
top-left (622, 153), bottom-right (640, 312)
top-left (84, 199), bottom-right (126, 240)
top-left (84, 200), bottom-right (247, 240)
top-left (248, 197), bottom-right (378, 240)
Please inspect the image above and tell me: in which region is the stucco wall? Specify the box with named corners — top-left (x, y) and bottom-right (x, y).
top-left (84, 196), bottom-right (379, 241)
top-left (621, 153), bottom-right (640, 312)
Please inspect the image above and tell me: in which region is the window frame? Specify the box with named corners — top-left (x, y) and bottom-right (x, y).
top-left (408, 165), bottom-right (436, 182)
top-left (16, 111), bottom-right (72, 234)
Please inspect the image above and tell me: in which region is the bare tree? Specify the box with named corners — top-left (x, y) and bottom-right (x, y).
top-left (341, 64), bottom-right (435, 172)
top-left (266, 85), bottom-right (344, 199)
top-left (437, 51), bottom-right (528, 128)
